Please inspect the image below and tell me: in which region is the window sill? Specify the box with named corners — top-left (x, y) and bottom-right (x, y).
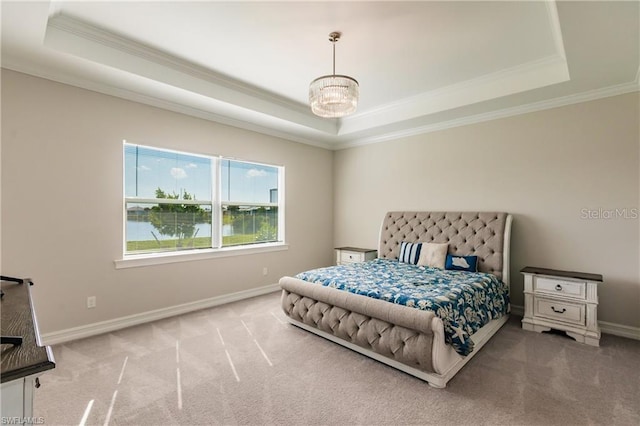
top-left (114, 243), bottom-right (289, 269)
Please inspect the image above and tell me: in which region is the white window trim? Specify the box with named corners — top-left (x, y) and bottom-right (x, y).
top-left (115, 242), bottom-right (289, 269)
top-left (119, 142), bottom-right (286, 267)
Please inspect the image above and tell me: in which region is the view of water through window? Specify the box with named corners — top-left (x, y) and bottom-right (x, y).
top-left (124, 143), bottom-right (282, 255)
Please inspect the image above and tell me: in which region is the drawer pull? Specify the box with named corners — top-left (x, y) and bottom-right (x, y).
top-left (555, 284), bottom-right (563, 291)
top-left (551, 306), bottom-right (566, 314)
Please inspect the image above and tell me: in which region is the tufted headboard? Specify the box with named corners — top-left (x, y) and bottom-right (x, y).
top-left (378, 212), bottom-right (512, 285)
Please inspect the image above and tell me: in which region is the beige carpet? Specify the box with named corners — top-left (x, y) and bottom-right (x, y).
top-left (34, 291), bottom-right (639, 425)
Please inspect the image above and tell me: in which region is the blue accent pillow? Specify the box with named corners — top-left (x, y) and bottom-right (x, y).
top-left (445, 254), bottom-right (478, 272)
top-left (398, 242), bottom-right (422, 265)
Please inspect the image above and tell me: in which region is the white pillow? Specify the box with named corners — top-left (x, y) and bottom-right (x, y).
top-left (418, 243), bottom-right (448, 268)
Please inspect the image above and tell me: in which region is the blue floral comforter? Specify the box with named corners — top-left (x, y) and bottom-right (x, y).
top-left (296, 258), bottom-right (509, 356)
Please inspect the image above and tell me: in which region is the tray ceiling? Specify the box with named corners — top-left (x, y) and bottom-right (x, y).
top-left (2, 1), bottom-right (638, 149)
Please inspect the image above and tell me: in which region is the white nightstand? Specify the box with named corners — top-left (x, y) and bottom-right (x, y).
top-left (335, 247), bottom-right (377, 265)
top-left (521, 266), bottom-right (602, 346)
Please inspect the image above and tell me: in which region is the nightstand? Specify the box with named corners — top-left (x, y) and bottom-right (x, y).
top-left (335, 247), bottom-right (377, 265)
top-left (521, 266), bottom-right (602, 346)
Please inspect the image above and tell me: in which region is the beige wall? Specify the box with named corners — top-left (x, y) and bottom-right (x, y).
top-left (1, 70), bottom-right (334, 334)
top-left (334, 93), bottom-right (640, 328)
top-left (2, 68), bottom-right (638, 334)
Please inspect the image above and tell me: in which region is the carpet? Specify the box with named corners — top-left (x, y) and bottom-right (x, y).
top-left (34, 291), bottom-right (640, 425)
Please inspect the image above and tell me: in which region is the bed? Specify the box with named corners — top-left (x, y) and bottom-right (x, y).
top-left (279, 211), bottom-right (513, 388)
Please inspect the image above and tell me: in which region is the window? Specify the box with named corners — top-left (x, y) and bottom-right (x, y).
top-left (124, 143), bottom-right (283, 257)
top-left (221, 159), bottom-right (280, 247)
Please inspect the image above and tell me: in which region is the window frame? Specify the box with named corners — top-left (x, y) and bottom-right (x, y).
top-left (116, 142), bottom-right (286, 268)
top-left (217, 158), bottom-right (284, 248)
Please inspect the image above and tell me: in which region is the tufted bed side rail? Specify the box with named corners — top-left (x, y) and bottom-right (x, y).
top-left (281, 277), bottom-right (437, 373)
top-left (379, 212), bottom-right (507, 280)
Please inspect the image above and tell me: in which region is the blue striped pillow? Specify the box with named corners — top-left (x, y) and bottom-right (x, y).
top-left (398, 241), bottom-right (422, 265)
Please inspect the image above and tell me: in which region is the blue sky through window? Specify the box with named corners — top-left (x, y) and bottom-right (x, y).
top-left (125, 144), bottom-right (278, 203)
top-left (221, 159), bottom-right (278, 204)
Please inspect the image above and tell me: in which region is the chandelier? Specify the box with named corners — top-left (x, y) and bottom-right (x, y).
top-left (309, 32), bottom-right (359, 118)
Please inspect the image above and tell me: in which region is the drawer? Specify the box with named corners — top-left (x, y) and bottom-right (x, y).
top-left (534, 277), bottom-right (585, 299)
top-left (534, 298), bottom-right (585, 326)
top-left (340, 251), bottom-right (364, 263)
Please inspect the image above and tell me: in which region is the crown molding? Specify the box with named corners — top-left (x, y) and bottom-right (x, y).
top-left (5, 53), bottom-right (637, 154)
top-left (46, 14), bottom-right (292, 105)
top-left (339, 54), bottom-right (570, 136)
top-left (545, 0), bottom-right (567, 61)
top-left (5, 57), bottom-right (636, 153)
top-left (334, 79), bottom-right (640, 150)
top-left (45, 14), bottom-right (336, 135)
top-left (45, 13), bottom-right (575, 144)
top-left (338, 0), bottom-right (569, 136)
top-left (5, 4), bottom-right (637, 153)
top-left (0, 60), bottom-right (335, 151)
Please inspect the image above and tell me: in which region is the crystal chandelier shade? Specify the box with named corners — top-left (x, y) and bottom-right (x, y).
top-left (309, 32), bottom-right (359, 118)
top-left (309, 75), bottom-right (359, 118)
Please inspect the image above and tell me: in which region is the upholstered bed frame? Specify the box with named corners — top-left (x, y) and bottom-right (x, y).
top-left (280, 212), bottom-right (513, 388)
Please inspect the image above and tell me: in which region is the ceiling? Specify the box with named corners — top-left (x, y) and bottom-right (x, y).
top-left (2, 1), bottom-right (639, 150)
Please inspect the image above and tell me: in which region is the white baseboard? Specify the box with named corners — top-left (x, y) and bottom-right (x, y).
top-left (598, 320), bottom-right (640, 340)
top-left (510, 304), bottom-right (640, 341)
top-left (41, 283), bottom-right (281, 346)
top-left (42, 293), bottom-right (639, 346)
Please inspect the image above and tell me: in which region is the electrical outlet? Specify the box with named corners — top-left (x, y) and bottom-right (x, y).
top-left (263, 267), bottom-right (268, 276)
top-left (87, 296), bottom-right (96, 309)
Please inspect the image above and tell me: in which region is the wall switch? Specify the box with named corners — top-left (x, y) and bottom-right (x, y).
top-left (87, 296), bottom-right (96, 309)
top-left (263, 267), bottom-right (268, 276)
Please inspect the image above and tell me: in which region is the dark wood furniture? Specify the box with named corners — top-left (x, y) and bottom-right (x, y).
top-left (1, 277), bottom-right (55, 418)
